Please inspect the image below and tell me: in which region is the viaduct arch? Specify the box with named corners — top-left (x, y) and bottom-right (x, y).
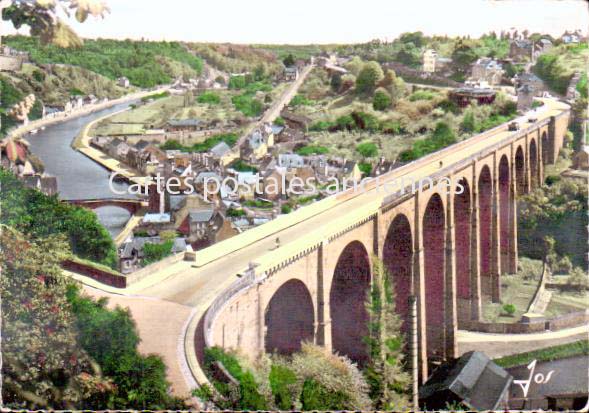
top-left (206, 110), bottom-right (570, 381)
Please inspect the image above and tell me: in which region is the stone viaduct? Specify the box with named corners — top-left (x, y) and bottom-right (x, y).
top-left (204, 101), bottom-right (570, 380)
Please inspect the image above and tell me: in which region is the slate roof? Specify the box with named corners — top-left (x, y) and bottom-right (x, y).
top-left (189, 209), bottom-right (215, 223)
top-left (167, 119), bottom-right (203, 127)
top-left (419, 351), bottom-right (512, 411)
top-left (210, 141), bottom-right (231, 157)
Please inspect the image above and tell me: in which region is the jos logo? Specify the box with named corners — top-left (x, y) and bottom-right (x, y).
top-left (513, 359), bottom-right (555, 398)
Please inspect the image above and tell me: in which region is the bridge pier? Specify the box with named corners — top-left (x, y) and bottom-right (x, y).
top-left (315, 241), bottom-right (332, 350)
top-left (509, 144), bottom-right (519, 274)
top-left (413, 193), bottom-right (429, 383)
top-left (491, 169), bottom-right (501, 303)
top-left (444, 190), bottom-right (458, 359)
top-left (470, 165), bottom-right (482, 321)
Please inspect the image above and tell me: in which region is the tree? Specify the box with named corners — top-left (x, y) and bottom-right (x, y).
top-left (399, 31), bottom-right (425, 48)
top-left (283, 53), bottom-right (295, 67)
top-left (344, 56), bottom-right (364, 77)
top-left (356, 141), bottom-right (379, 158)
top-left (330, 72), bottom-right (342, 92)
top-left (451, 41), bottom-right (478, 73)
top-left (364, 257), bottom-right (411, 410)
top-left (355, 61), bottom-right (384, 95)
top-left (373, 88), bottom-right (392, 111)
top-left (2, 0), bottom-right (109, 47)
top-left (0, 227), bottom-right (114, 409)
top-left (460, 109), bottom-right (476, 132)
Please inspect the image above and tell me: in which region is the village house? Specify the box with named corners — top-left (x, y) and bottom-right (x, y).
top-left (470, 58), bottom-right (504, 86)
top-left (283, 66), bottom-right (299, 81)
top-left (449, 87), bottom-right (496, 107)
top-left (262, 167), bottom-right (287, 201)
top-left (517, 84), bottom-right (535, 112)
top-left (240, 126), bottom-right (274, 161)
top-left (561, 31), bottom-right (581, 44)
top-left (422, 49), bottom-right (452, 73)
top-left (509, 39), bottom-right (534, 61)
top-left (165, 118), bottom-right (206, 132)
top-left (533, 38), bottom-right (553, 59)
top-left (83, 94), bottom-right (98, 105)
top-left (22, 174), bottom-right (58, 196)
top-left (514, 72), bottom-right (544, 96)
top-left (118, 76), bottom-right (130, 88)
top-left (372, 156), bottom-right (401, 177)
top-left (107, 138), bottom-right (131, 160)
top-left (210, 141), bottom-right (239, 166)
top-left (118, 236), bottom-right (188, 274)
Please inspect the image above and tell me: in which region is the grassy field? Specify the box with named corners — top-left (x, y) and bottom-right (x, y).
top-left (494, 340), bottom-right (589, 368)
top-left (482, 258), bottom-right (589, 323)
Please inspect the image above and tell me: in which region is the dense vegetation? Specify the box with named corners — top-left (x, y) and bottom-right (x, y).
top-left (518, 176), bottom-right (588, 268)
top-left (5, 35), bottom-right (203, 88)
top-left (160, 133), bottom-right (237, 153)
top-left (0, 227), bottom-right (181, 409)
top-left (0, 168), bottom-right (117, 267)
top-left (0, 75), bottom-right (44, 136)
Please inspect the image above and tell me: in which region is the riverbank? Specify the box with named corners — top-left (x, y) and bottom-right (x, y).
top-left (9, 87), bottom-right (169, 141)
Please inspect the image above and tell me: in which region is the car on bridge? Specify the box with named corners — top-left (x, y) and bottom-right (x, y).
top-left (508, 121), bottom-right (520, 131)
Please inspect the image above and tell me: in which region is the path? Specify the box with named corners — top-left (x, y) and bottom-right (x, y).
top-left (456, 325), bottom-right (589, 358)
top-left (236, 64), bottom-right (314, 148)
top-left (81, 285), bottom-right (197, 399)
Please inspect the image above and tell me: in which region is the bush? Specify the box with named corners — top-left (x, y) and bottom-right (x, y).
top-left (356, 142), bottom-right (379, 158)
top-left (296, 145), bottom-right (329, 155)
top-left (372, 88), bottom-right (392, 111)
top-left (359, 162), bottom-right (372, 176)
top-left (274, 116), bottom-right (285, 126)
top-left (197, 91), bottom-right (221, 104)
top-left (269, 364), bottom-right (297, 409)
top-left (290, 94), bottom-right (314, 107)
top-left (281, 204), bottom-right (292, 214)
top-left (227, 208), bottom-right (246, 217)
top-left (409, 89), bottom-right (436, 101)
top-left (143, 240), bottom-right (174, 266)
top-left (502, 303), bottom-right (516, 317)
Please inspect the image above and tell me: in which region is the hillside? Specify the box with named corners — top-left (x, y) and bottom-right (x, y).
top-left (4, 35), bottom-right (204, 88)
top-left (533, 42), bottom-right (589, 94)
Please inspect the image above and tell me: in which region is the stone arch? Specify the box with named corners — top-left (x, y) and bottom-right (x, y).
top-left (330, 240), bottom-right (371, 365)
top-left (383, 214), bottom-right (413, 330)
top-left (423, 193), bottom-right (445, 358)
top-left (265, 279), bottom-right (315, 355)
top-left (541, 131), bottom-right (550, 165)
top-left (515, 146), bottom-right (526, 196)
top-left (478, 165), bottom-right (493, 298)
top-left (530, 139), bottom-right (538, 188)
top-left (453, 178), bottom-right (471, 326)
top-left (499, 155), bottom-right (510, 275)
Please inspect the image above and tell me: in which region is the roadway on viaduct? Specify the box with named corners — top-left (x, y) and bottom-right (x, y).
top-left (76, 98), bottom-right (571, 394)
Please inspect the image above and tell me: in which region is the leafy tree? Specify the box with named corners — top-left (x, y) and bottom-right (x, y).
top-left (460, 110), bottom-right (476, 132)
top-left (451, 41), bottom-right (478, 73)
top-left (395, 43), bottom-right (421, 68)
top-left (356, 61), bottom-right (384, 94)
top-left (66, 284), bottom-right (184, 409)
top-left (330, 72), bottom-right (342, 92)
top-left (356, 142), bottom-right (379, 158)
top-left (2, 0), bottom-right (109, 47)
top-left (373, 87), bottom-right (392, 111)
top-left (0, 227), bottom-right (114, 409)
top-left (283, 53), bottom-right (295, 67)
top-left (364, 256), bottom-right (411, 410)
top-left (399, 31), bottom-right (425, 48)
top-left (344, 56), bottom-right (364, 76)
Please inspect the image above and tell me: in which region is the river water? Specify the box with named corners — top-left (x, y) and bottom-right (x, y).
top-left (26, 102), bottom-right (136, 237)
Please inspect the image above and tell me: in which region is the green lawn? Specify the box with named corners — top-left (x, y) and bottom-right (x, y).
top-left (494, 340), bottom-right (589, 368)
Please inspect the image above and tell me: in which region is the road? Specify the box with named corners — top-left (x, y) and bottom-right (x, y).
top-left (236, 64), bottom-right (314, 148)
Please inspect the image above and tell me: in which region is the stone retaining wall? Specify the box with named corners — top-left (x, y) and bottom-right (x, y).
top-left (462, 310), bottom-right (589, 334)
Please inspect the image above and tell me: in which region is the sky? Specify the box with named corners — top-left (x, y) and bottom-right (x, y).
top-left (5, 0), bottom-right (589, 44)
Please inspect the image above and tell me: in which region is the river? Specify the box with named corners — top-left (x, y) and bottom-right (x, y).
top-left (26, 102), bottom-right (136, 237)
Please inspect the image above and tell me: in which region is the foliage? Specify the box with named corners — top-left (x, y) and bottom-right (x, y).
top-left (141, 91), bottom-right (169, 102)
top-left (355, 61), bottom-right (384, 95)
top-left (356, 142), bottom-right (379, 158)
top-left (201, 347), bottom-right (268, 410)
top-left (518, 178), bottom-right (588, 267)
top-left (289, 94), bottom-right (314, 107)
top-left (373, 88), bottom-right (392, 111)
top-left (364, 257), bottom-right (411, 410)
top-left (577, 72), bottom-right (588, 99)
top-left (408, 90), bottom-right (436, 101)
top-left (358, 162), bottom-right (372, 176)
top-left (288, 343), bottom-right (372, 410)
top-left (495, 340), bottom-right (589, 368)
top-left (243, 199), bottom-right (273, 209)
top-left (274, 116), bottom-right (285, 126)
top-left (232, 92), bottom-right (264, 117)
top-left (229, 159), bottom-right (258, 172)
top-left (451, 41), bottom-right (478, 73)
top-left (283, 53), bottom-right (295, 67)
top-left (269, 364), bottom-right (297, 409)
top-left (0, 168), bottom-right (117, 267)
top-left (280, 204), bottom-right (292, 214)
top-left (0, 228), bottom-right (113, 409)
top-left (142, 240), bottom-right (174, 266)
top-left (568, 267), bottom-right (589, 288)
top-left (0, 75), bottom-right (43, 136)
top-left (160, 133), bottom-right (237, 153)
top-left (295, 145), bottom-right (329, 155)
top-left (5, 36), bottom-right (203, 88)
top-left (502, 303), bottom-right (516, 316)
top-left (226, 208), bottom-right (246, 218)
top-left (399, 121), bottom-right (457, 162)
top-left (197, 91), bottom-right (221, 105)
top-left (66, 284), bottom-right (183, 409)
top-left (533, 54), bottom-right (570, 94)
